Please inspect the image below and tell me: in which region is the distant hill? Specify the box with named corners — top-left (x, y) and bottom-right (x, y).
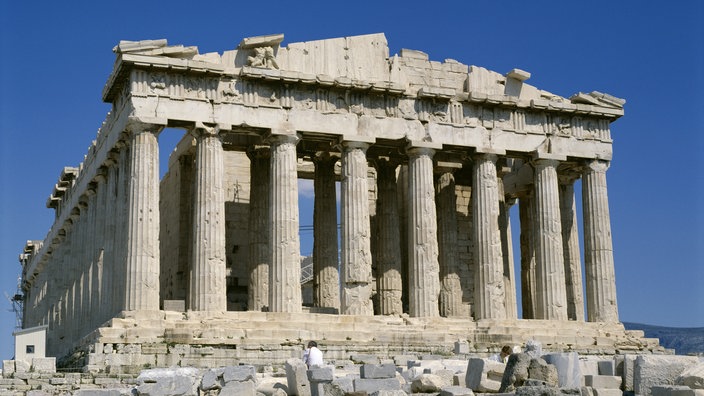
top-left (623, 322), bottom-right (704, 356)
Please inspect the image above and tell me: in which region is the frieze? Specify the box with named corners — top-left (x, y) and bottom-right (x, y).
top-left (130, 69), bottom-right (219, 101)
top-left (125, 69), bottom-right (612, 141)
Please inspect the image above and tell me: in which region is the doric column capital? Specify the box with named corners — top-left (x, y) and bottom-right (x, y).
top-left (558, 171), bottom-right (581, 185)
top-left (246, 145), bottom-right (271, 161)
top-left (95, 166), bottom-right (108, 183)
top-left (406, 140), bottom-right (441, 158)
top-left (338, 136), bottom-right (374, 152)
top-left (372, 156), bottom-right (401, 174)
top-left (267, 131), bottom-right (300, 146)
top-left (86, 182), bottom-right (98, 195)
top-left (531, 152), bottom-right (565, 169)
top-left (584, 159), bottom-right (610, 173)
top-left (125, 116), bottom-right (166, 136)
top-left (312, 150), bottom-right (339, 165)
top-left (473, 151), bottom-right (499, 163)
top-left (189, 122), bottom-right (221, 139)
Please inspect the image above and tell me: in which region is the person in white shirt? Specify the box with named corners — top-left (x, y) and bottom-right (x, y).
top-left (488, 345), bottom-right (512, 364)
top-left (303, 340), bottom-right (324, 368)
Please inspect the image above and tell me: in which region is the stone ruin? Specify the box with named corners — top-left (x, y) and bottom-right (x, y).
top-left (14, 33), bottom-right (666, 376)
top-left (2, 347), bottom-right (703, 395)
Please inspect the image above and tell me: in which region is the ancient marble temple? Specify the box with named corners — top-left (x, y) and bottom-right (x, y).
top-left (18, 34), bottom-right (648, 370)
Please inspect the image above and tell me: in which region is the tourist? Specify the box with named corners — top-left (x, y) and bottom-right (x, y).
top-left (303, 340), bottom-right (324, 368)
top-left (489, 345), bottom-right (512, 363)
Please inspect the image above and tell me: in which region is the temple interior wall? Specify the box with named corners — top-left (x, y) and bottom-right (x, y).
top-left (455, 183), bottom-right (475, 316)
top-left (160, 138), bottom-right (253, 311)
top-left (158, 138), bottom-right (481, 316)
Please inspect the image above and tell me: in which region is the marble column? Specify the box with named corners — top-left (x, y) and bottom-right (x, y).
top-left (87, 182), bottom-right (101, 330)
top-left (102, 156), bottom-right (118, 320)
top-left (268, 133), bottom-right (302, 313)
top-left (582, 159), bottom-right (619, 323)
top-left (340, 140), bottom-right (374, 315)
top-left (77, 198), bottom-right (89, 342)
top-left (559, 173), bottom-right (585, 321)
top-left (112, 142), bottom-right (129, 315)
top-left (532, 156), bottom-right (568, 320)
top-left (396, 165), bottom-right (410, 313)
top-left (499, 194), bottom-right (518, 320)
top-left (519, 193), bottom-right (536, 319)
top-left (407, 146), bottom-right (440, 318)
top-left (375, 158), bottom-right (403, 315)
top-left (189, 124), bottom-right (227, 311)
top-left (436, 170), bottom-right (463, 317)
top-left (472, 153), bottom-right (506, 319)
top-left (69, 206), bottom-right (82, 345)
top-left (124, 122), bottom-right (163, 311)
top-left (247, 146), bottom-right (271, 311)
top-left (313, 152), bottom-right (340, 311)
top-left (93, 173), bottom-right (107, 327)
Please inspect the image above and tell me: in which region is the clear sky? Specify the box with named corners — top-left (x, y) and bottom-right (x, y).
top-left (0, 1), bottom-right (702, 361)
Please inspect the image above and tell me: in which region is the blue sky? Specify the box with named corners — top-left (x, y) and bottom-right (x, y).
top-left (1, 1), bottom-right (702, 361)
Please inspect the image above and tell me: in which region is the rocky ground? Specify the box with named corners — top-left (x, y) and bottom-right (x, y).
top-left (1, 348), bottom-right (704, 396)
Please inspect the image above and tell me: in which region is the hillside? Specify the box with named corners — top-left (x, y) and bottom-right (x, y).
top-left (623, 322), bottom-right (704, 356)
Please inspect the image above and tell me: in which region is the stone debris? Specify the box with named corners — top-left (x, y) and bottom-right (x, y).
top-left (634, 355), bottom-right (700, 396)
top-left (543, 353), bottom-right (582, 388)
top-left (1, 352), bottom-right (704, 395)
top-left (676, 362), bottom-right (704, 389)
top-left (465, 357), bottom-right (505, 392)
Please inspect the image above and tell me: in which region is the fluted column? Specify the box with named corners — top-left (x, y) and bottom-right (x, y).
top-left (436, 170), bottom-right (463, 317)
top-left (189, 124), bottom-right (227, 311)
top-left (124, 121), bottom-right (163, 311)
top-left (559, 173), bottom-right (585, 321)
top-left (396, 165), bottom-right (410, 313)
top-left (407, 146), bottom-right (440, 317)
top-left (499, 194), bottom-right (518, 319)
top-left (102, 156), bottom-right (118, 320)
top-left (93, 172), bottom-right (107, 326)
top-left (313, 152), bottom-right (340, 311)
top-left (582, 159), bottom-right (619, 323)
top-left (78, 195), bottom-right (91, 338)
top-left (113, 141), bottom-right (129, 314)
top-left (375, 158), bottom-right (403, 315)
top-left (532, 156), bottom-right (568, 320)
top-left (340, 139), bottom-right (374, 315)
top-left (247, 146), bottom-right (271, 311)
top-left (87, 182), bottom-right (102, 330)
top-left (268, 133), bottom-right (302, 313)
top-left (472, 152), bottom-right (506, 319)
top-left (69, 206), bottom-right (82, 345)
top-left (519, 193), bottom-right (536, 319)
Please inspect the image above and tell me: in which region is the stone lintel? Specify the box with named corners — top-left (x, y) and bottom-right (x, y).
top-left (266, 128), bottom-right (299, 142)
top-left (406, 140), bottom-right (442, 151)
top-left (475, 147), bottom-right (506, 156)
top-left (435, 161), bottom-right (463, 173)
top-left (532, 152), bottom-right (567, 162)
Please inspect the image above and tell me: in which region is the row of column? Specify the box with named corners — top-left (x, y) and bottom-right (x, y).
top-left (246, 138), bottom-right (617, 323)
top-left (123, 126), bottom-right (618, 322)
top-left (29, 122), bottom-right (619, 351)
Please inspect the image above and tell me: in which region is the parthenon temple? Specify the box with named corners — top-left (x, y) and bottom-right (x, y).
top-left (18, 33), bottom-right (659, 371)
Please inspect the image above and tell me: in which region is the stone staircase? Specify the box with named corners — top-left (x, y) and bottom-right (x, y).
top-left (63, 310), bottom-right (666, 373)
